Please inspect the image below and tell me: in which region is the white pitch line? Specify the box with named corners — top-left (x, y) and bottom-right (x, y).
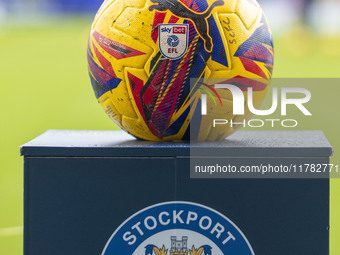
top-left (0, 226), bottom-right (23, 237)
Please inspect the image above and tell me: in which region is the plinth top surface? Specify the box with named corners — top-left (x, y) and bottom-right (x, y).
top-left (20, 130), bottom-right (332, 157)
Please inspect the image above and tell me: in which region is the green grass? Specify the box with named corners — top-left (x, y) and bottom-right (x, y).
top-left (0, 18), bottom-right (339, 254)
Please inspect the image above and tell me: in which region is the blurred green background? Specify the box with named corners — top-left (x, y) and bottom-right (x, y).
top-left (0, 0), bottom-right (340, 254)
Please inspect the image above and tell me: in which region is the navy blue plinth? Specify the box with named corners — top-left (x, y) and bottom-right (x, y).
top-left (21, 130), bottom-right (332, 255)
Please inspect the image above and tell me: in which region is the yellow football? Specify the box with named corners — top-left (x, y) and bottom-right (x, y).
top-left (87, 0), bottom-right (274, 141)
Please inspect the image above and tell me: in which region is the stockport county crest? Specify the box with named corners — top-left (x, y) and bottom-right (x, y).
top-left (101, 202), bottom-right (254, 255)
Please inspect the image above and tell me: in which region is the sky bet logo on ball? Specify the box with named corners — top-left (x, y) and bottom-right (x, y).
top-left (159, 24), bottom-right (189, 60)
top-left (102, 202), bottom-right (254, 255)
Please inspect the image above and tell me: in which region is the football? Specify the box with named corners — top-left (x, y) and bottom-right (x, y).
top-left (87, 0), bottom-right (274, 141)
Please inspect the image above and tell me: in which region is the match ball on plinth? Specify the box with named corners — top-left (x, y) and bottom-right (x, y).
top-left (87, 0), bottom-right (274, 141)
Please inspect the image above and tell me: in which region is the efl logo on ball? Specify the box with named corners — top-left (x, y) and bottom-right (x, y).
top-left (159, 24), bottom-right (189, 60)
